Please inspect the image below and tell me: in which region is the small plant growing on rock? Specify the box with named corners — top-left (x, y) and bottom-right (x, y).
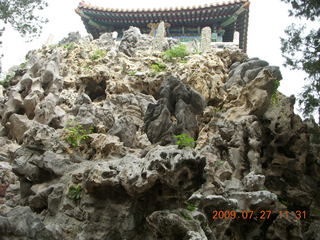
top-left (90, 49), bottom-right (106, 60)
top-left (150, 62), bottom-right (166, 73)
top-left (180, 210), bottom-right (192, 220)
top-left (0, 74), bottom-right (13, 88)
top-left (62, 42), bottom-right (75, 50)
top-left (67, 185), bottom-right (82, 200)
top-left (64, 121), bottom-right (92, 148)
top-left (186, 203), bottom-right (197, 211)
top-left (163, 43), bottom-right (188, 62)
top-left (128, 71), bottom-right (137, 76)
top-left (173, 133), bottom-right (195, 148)
top-left (82, 65), bottom-right (92, 70)
top-left (271, 79), bottom-right (280, 105)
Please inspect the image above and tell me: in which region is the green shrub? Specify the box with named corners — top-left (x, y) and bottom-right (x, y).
top-left (82, 65), bottom-right (92, 70)
top-left (128, 71), bottom-right (137, 76)
top-left (173, 133), bottom-right (195, 148)
top-left (180, 210), bottom-right (192, 220)
top-left (64, 121), bottom-right (92, 148)
top-left (163, 43), bottom-right (188, 62)
top-left (0, 74), bottom-right (14, 88)
top-left (62, 42), bottom-right (75, 50)
top-left (310, 208), bottom-right (320, 217)
top-left (179, 59), bottom-right (188, 64)
top-left (90, 49), bottom-right (106, 60)
top-left (215, 160), bottom-right (225, 167)
top-left (67, 185), bottom-right (82, 200)
top-left (271, 79), bottom-right (280, 105)
top-left (150, 62), bottom-right (166, 72)
top-left (186, 203), bottom-right (197, 211)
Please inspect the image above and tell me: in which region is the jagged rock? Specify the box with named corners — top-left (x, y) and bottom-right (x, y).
top-left (84, 145), bottom-right (206, 197)
top-left (29, 184), bottom-right (54, 212)
top-left (188, 194), bottom-right (238, 210)
top-left (108, 115), bottom-right (138, 147)
top-left (0, 28), bottom-right (318, 240)
top-left (152, 21), bottom-right (168, 51)
top-left (147, 209), bottom-right (215, 240)
top-left (23, 122), bottom-right (57, 150)
top-left (24, 90), bottom-right (42, 119)
top-left (89, 133), bottom-right (124, 159)
top-left (6, 114), bottom-right (33, 143)
top-left (47, 184), bottom-right (64, 216)
top-left (266, 212), bottom-right (303, 240)
top-left (200, 27), bottom-right (212, 53)
top-left (34, 93), bottom-right (58, 124)
top-left (119, 26), bottom-right (153, 56)
top-left (304, 221), bottom-right (320, 240)
top-left (229, 190), bottom-right (277, 210)
top-left (144, 75), bottom-right (205, 144)
top-left (59, 31), bottom-right (81, 45)
top-left (242, 171), bottom-right (265, 191)
top-left (1, 91), bottom-right (23, 124)
top-left (0, 206), bottom-right (60, 239)
top-left (223, 58), bottom-right (283, 119)
top-left (13, 148), bottom-right (71, 184)
top-left (95, 32), bottom-right (115, 47)
top-left (119, 27), bottom-right (142, 56)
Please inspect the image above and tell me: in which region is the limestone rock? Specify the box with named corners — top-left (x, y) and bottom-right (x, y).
top-left (6, 114), bottom-right (32, 143)
top-left (152, 21), bottom-right (168, 51)
top-left (0, 27), bottom-right (318, 240)
top-left (84, 145), bottom-right (206, 197)
top-left (119, 27), bottom-right (153, 56)
top-left (200, 27), bottom-right (212, 53)
top-left (147, 209), bottom-right (214, 240)
top-left (144, 75), bottom-right (205, 144)
top-left (0, 206), bottom-right (60, 239)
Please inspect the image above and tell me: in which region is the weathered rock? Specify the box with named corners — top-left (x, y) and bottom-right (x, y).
top-left (13, 148), bottom-right (71, 184)
top-left (84, 145), bottom-right (206, 197)
top-left (119, 27), bottom-right (141, 56)
top-left (152, 21), bottom-right (168, 51)
top-left (266, 212), bottom-right (303, 240)
top-left (200, 27), bottom-right (212, 53)
top-left (6, 114), bottom-right (33, 143)
top-left (59, 31), bottom-right (81, 45)
top-left (242, 171), bottom-right (265, 191)
top-left (95, 32), bottom-right (115, 47)
top-left (119, 26), bottom-right (153, 56)
top-left (147, 209), bottom-right (215, 240)
top-left (144, 76), bottom-right (205, 144)
top-left (0, 27), bottom-right (318, 240)
top-left (34, 93), bottom-right (58, 125)
top-left (0, 206), bottom-right (60, 239)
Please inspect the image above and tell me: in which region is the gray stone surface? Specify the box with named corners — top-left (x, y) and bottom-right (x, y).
top-left (200, 27), bottom-right (212, 53)
top-left (144, 75), bottom-right (205, 144)
top-left (152, 21), bottom-right (168, 51)
top-left (0, 26), bottom-right (318, 240)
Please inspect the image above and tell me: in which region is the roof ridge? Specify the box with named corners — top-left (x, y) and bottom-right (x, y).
top-left (77, 0), bottom-right (248, 12)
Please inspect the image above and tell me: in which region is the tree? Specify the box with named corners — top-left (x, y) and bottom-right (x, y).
top-left (0, 0), bottom-right (48, 38)
top-left (280, 0), bottom-right (320, 123)
top-left (0, 0), bottom-right (48, 75)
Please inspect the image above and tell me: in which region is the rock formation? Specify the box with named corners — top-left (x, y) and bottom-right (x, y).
top-left (0, 29), bottom-right (319, 240)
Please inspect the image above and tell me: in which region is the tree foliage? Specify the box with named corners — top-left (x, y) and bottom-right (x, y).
top-left (280, 0), bottom-right (320, 123)
top-left (0, 0), bottom-right (48, 38)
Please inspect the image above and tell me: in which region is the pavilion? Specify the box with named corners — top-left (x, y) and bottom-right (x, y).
top-left (76, 0), bottom-right (250, 51)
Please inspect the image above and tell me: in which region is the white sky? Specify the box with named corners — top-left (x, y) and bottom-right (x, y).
top-left (0, 0), bottom-right (316, 118)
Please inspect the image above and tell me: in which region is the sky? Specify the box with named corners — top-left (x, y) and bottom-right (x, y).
top-left (0, 0), bottom-right (316, 119)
